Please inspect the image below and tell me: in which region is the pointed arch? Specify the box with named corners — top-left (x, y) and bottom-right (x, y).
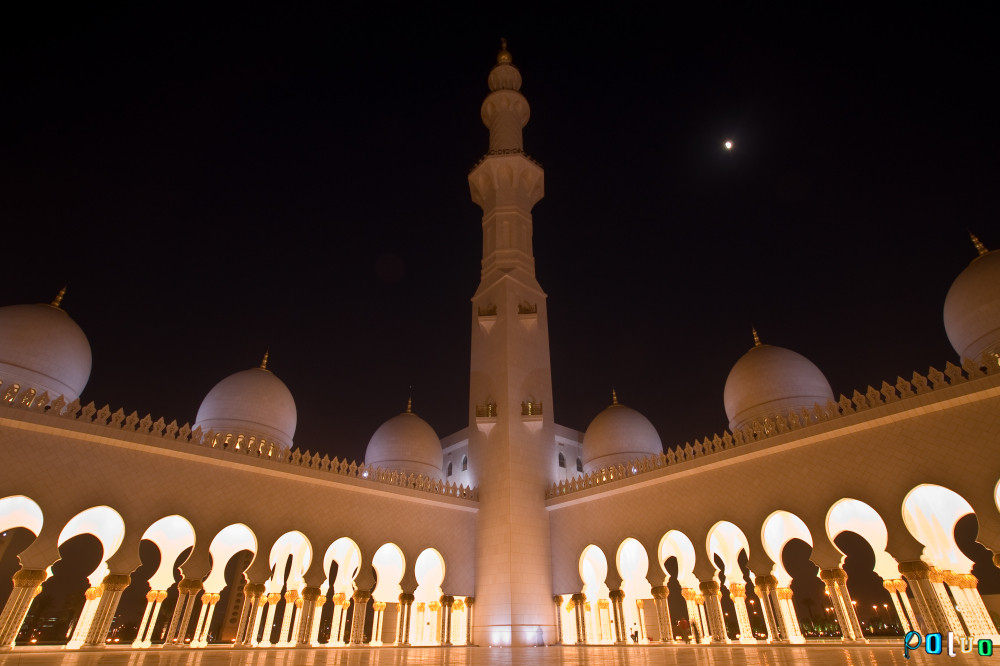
top-left (902, 484), bottom-right (975, 573)
top-left (0, 495), bottom-right (43, 536)
top-left (57, 506), bottom-right (126, 585)
top-left (140, 515), bottom-right (196, 591)
top-left (761, 510), bottom-right (814, 588)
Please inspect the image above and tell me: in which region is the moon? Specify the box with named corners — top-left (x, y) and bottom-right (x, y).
top-left (723, 140), bottom-right (734, 151)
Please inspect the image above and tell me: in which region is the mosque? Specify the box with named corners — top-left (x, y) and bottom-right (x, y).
top-left (0, 41), bottom-right (999, 652)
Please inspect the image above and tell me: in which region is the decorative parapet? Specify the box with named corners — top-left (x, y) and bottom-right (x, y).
top-left (545, 353), bottom-right (1000, 499)
top-left (475, 402), bottom-right (497, 418)
top-left (521, 401), bottom-right (543, 417)
top-left (0, 380), bottom-right (478, 502)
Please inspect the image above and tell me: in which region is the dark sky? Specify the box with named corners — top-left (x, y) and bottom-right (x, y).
top-left (1, 3), bottom-right (996, 464)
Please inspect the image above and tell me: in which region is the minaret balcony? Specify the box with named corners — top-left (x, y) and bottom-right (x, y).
top-left (517, 301), bottom-right (538, 327)
top-left (521, 400), bottom-right (543, 430)
top-left (477, 304), bottom-right (498, 332)
top-left (475, 402), bottom-right (498, 433)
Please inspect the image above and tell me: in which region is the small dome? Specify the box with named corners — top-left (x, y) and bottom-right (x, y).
top-left (0, 299), bottom-right (92, 401)
top-left (365, 404), bottom-right (443, 479)
top-left (944, 238), bottom-right (1000, 362)
top-left (582, 393), bottom-right (662, 474)
top-left (194, 361), bottom-right (296, 450)
top-left (724, 338), bottom-right (834, 431)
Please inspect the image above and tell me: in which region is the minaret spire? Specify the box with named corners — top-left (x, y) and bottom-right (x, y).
top-left (969, 230), bottom-right (989, 257)
top-left (50, 285), bottom-right (67, 309)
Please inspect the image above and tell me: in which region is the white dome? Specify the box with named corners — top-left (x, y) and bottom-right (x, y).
top-left (582, 397), bottom-right (662, 474)
top-left (944, 246), bottom-right (1000, 362)
top-left (0, 302), bottom-right (92, 401)
top-left (724, 342), bottom-right (834, 431)
top-left (365, 408), bottom-right (443, 479)
top-left (194, 366), bottom-right (297, 450)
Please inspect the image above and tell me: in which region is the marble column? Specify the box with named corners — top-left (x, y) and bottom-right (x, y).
top-left (293, 587), bottom-right (321, 646)
top-left (276, 589), bottom-right (298, 646)
top-left (306, 591), bottom-right (326, 645)
top-left (898, 561), bottom-right (964, 636)
top-left (133, 590), bottom-right (167, 648)
top-left (819, 568), bottom-right (864, 642)
top-left (257, 593), bottom-right (281, 647)
top-left (698, 581), bottom-right (728, 643)
top-left (728, 582), bottom-right (756, 643)
top-left (0, 569), bottom-right (46, 648)
top-left (465, 597), bottom-right (475, 646)
top-left (397, 593), bottom-right (414, 645)
top-left (680, 588), bottom-right (701, 642)
top-left (349, 591), bottom-right (370, 644)
top-left (571, 593), bottom-right (587, 644)
top-left (651, 586), bottom-right (673, 642)
top-left (191, 592), bottom-right (220, 647)
top-left (882, 579), bottom-right (915, 632)
top-left (84, 574), bottom-right (132, 647)
top-left (752, 576), bottom-right (780, 642)
top-left (552, 596), bottom-right (564, 644)
top-left (946, 572), bottom-right (997, 638)
top-left (66, 586), bottom-right (103, 649)
top-left (235, 583), bottom-right (265, 646)
top-left (609, 590), bottom-right (627, 644)
top-left (440, 596), bottom-right (454, 645)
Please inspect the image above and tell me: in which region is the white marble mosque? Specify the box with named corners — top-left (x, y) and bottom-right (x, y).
top-left (1, 40), bottom-right (999, 653)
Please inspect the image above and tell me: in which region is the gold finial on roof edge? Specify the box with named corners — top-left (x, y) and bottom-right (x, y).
top-left (497, 37), bottom-right (512, 65)
top-left (970, 230), bottom-right (989, 257)
top-left (611, 388), bottom-right (619, 406)
top-left (752, 327), bottom-right (762, 347)
top-left (50, 285), bottom-right (67, 308)
top-left (260, 349), bottom-right (270, 371)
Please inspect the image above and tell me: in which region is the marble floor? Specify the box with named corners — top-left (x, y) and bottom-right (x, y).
top-left (0, 645), bottom-right (973, 665)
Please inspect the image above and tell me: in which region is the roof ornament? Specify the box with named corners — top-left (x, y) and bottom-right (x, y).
top-left (260, 349), bottom-right (270, 371)
top-left (611, 388), bottom-right (619, 406)
top-left (406, 386), bottom-right (413, 414)
top-left (497, 37), bottom-right (512, 65)
top-left (969, 230), bottom-right (989, 257)
top-left (50, 285), bottom-right (67, 309)
top-left (752, 327), bottom-right (762, 347)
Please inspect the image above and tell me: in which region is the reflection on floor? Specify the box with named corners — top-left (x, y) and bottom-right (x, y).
top-left (0, 644), bottom-right (942, 665)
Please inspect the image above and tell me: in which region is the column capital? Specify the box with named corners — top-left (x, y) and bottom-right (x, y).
top-left (11, 568), bottom-right (47, 587)
top-left (570, 593), bottom-right (587, 603)
top-left (440, 595), bottom-right (455, 607)
top-left (698, 580), bottom-right (720, 596)
top-left (552, 595), bottom-right (563, 605)
top-left (775, 587), bottom-right (794, 601)
top-left (728, 582), bottom-right (746, 598)
top-left (301, 586), bottom-right (322, 601)
top-left (398, 592), bottom-right (415, 604)
top-left (266, 592), bottom-right (282, 605)
top-left (101, 573), bottom-right (131, 592)
top-left (651, 585), bottom-right (669, 599)
top-left (680, 588), bottom-right (697, 601)
top-left (373, 601), bottom-right (387, 611)
top-left (177, 577), bottom-right (204, 594)
top-left (284, 589), bottom-right (300, 604)
top-left (754, 574), bottom-right (778, 590)
top-left (897, 560), bottom-right (931, 580)
top-left (84, 585), bottom-right (103, 600)
top-left (352, 590), bottom-right (372, 602)
top-left (464, 596), bottom-right (474, 606)
top-left (818, 567), bottom-right (848, 583)
top-left (244, 582), bottom-right (266, 596)
top-left (608, 589), bottom-right (625, 602)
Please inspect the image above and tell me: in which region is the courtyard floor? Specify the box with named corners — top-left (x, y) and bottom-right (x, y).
top-left (0, 644), bottom-right (973, 665)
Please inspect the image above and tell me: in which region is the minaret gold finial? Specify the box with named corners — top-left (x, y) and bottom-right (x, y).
top-left (611, 388), bottom-right (619, 406)
top-left (497, 37), bottom-right (512, 64)
top-left (51, 285), bottom-right (67, 308)
top-left (260, 349), bottom-right (270, 371)
top-left (970, 230), bottom-right (989, 257)
top-left (752, 327), bottom-right (762, 347)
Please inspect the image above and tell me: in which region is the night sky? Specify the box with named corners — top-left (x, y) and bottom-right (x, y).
top-left (1, 2), bottom-right (999, 637)
top-left (2, 5), bottom-right (995, 458)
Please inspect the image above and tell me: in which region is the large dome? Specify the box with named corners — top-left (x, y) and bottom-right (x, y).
top-left (0, 296), bottom-right (92, 402)
top-left (194, 358), bottom-right (297, 450)
top-left (364, 403), bottom-right (443, 479)
top-left (724, 334), bottom-right (834, 431)
top-left (581, 393), bottom-right (663, 474)
top-left (944, 236), bottom-right (1000, 362)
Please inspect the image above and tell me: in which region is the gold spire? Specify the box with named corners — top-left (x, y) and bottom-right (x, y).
top-left (611, 388), bottom-right (619, 406)
top-left (969, 230), bottom-right (989, 257)
top-left (497, 37), bottom-right (512, 64)
top-left (259, 349), bottom-right (270, 371)
top-left (752, 327), bottom-right (762, 347)
top-left (50, 285), bottom-right (67, 308)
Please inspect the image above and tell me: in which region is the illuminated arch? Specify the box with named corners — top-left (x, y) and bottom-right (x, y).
top-left (370, 542), bottom-right (403, 602)
top-left (826, 498), bottom-right (899, 579)
top-left (657, 530), bottom-right (697, 589)
top-left (902, 484), bottom-right (975, 573)
top-left (761, 510), bottom-right (814, 587)
top-left (203, 523), bottom-right (257, 594)
top-left (706, 520), bottom-right (750, 581)
top-left (57, 506), bottom-right (126, 586)
top-left (266, 531), bottom-right (312, 593)
top-left (0, 495), bottom-right (43, 536)
top-left (140, 515), bottom-right (196, 591)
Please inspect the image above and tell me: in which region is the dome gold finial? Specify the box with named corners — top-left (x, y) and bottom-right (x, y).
top-left (611, 388), bottom-right (619, 406)
top-left (406, 386), bottom-right (413, 414)
top-left (752, 327), bottom-right (762, 347)
top-left (969, 230), bottom-right (989, 257)
top-left (260, 349), bottom-right (270, 371)
top-left (50, 285), bottom-right (67, 309)
top-left (497, 37), bottom-right (512, 65)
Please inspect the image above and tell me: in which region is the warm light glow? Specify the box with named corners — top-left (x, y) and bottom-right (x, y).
top-left (724, 140), bottom-right (734, 151)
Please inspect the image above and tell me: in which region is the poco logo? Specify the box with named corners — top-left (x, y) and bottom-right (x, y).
top-left (904, 631), bottom-right (994, 658)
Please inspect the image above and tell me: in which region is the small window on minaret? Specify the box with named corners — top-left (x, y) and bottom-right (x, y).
top-left (558, 453), bottom-right (566, 468)
top-left (462, 455), bottom-right (468, 471)
top-left (447, 462), bottom-right (453, 477)
top-left (576, 458), bottom-right (583, 473)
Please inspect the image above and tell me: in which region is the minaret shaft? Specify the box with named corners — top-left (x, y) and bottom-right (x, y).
top-left (465, 43), bottom-right (558, 647)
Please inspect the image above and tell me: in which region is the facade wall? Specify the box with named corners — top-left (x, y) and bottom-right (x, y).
top-left (0, 408), bottom-right (476, 594)
top-left (547, 373), bottom-right (1000, 593)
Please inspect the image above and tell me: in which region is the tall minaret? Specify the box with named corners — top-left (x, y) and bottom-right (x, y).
top-left (466, 39), bottom-right (557, 647)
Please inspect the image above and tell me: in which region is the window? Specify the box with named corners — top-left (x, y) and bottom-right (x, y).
top-left (462, 455), bottom-right (468, 471)
top-left (447, 462), bottom-right (453, 477)
top-left (558, 452), bottom-right (566, 468)
top-left (576, 457), bottom-right (583, 472)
